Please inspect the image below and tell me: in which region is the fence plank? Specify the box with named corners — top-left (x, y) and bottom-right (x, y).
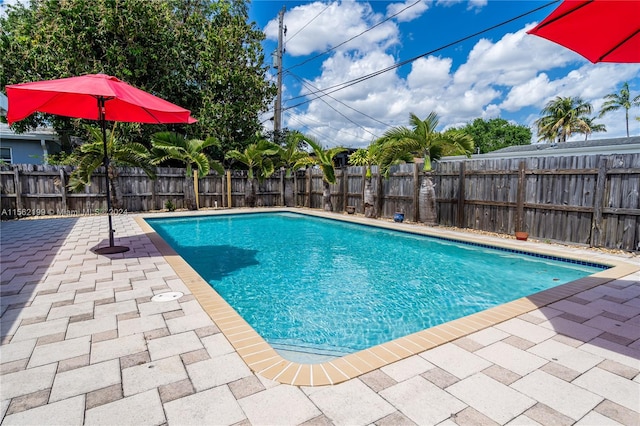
top-left (591, 157), bottom-right (607, 247)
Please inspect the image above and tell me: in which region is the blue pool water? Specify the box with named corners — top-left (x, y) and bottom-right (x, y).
top-left (147, 212), bottom-right (605, 359)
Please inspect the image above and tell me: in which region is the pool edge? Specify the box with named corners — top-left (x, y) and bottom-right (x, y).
top-left (134, 209), bottom-right (640, 387)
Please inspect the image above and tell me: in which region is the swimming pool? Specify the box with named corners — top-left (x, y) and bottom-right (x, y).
top-left (146, 212), bottom-right (606, 361)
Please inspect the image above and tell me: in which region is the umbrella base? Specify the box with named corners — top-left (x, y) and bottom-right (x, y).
top-left (94, 245), bottom-right (130, 255)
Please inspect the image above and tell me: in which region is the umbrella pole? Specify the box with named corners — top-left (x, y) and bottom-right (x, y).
top-left (94, 97), bottom-right (129, 255)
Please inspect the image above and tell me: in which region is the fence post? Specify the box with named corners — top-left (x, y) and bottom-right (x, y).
top-left (151, 171), bottom-right (157, 210)
top-left (342, 168), bottom-right (348, 211)
top-left (516, 161), bottom-right (525, 232)
top-left (226, 170), bottom-right (232, 208)
top-left (13, 166), bottom-right (22, 212)
top-left (279, 169), bottom-right (284, 206)
top-left (413, 162), bottom-right (420, 222)
top-left (306, 167), bottom-right (312, 208)
top-left (59, 168), bottom-right (68, 213)
top-left (457, 162), bottom-right (465, 228)
top-left (590, 157), bottom-right (607, 247)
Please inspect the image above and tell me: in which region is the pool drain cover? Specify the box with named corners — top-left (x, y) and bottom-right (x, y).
top-left (151, 291), bottom-right (184, 302)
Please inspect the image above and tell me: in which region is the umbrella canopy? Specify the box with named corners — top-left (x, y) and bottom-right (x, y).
top-left (527, 0), bottom-right (640, 63)
top-left (7, 73), bottom-right (196, 124)
top-left (6, 74), bottom-right (196, 254)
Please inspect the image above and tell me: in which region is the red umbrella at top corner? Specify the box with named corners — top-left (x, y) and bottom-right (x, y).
top-left (527, 0), bottom-right (640, 64)
top-left (6, 73), bottom-right (197, 254)
top-left (6, 73), bottom-right (197, 124)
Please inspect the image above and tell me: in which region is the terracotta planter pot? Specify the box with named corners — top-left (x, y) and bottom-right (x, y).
top-left (515, 231), bottom-right (529, 241)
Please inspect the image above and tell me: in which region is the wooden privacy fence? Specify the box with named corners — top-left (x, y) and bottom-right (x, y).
top-left (1, 152), bottom-right (638, 251)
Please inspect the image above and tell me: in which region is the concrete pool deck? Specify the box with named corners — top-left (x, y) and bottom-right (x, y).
top-left (1, 208), bottom-right (639, 425)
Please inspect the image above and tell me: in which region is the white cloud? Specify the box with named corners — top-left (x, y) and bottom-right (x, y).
top-left (386, 0), bottom-right (430, 23)
top-left (266, 1), bottom-right (399, 57)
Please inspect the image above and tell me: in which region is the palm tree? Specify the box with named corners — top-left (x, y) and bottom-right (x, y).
top-left (151, 132), bottom-right (223, 210)
top-left (277, 131), bottom-right (312, 207)
top-left (304, 137), bottom-right (346, 212)
top-left (578, 117), bottom-right (607, 140)
top-left (535, 96), bottom-right (593, 142)
top-left (226, 139), bottom-right (280, 207)
top-left (69, 124), bottom-right (155, 209)
top-left (380, 112), bottom-right (473, 225)
top-left (598, 82), bottom-right (640, 137)
top-left (348, 141), bottom-right (387, 218)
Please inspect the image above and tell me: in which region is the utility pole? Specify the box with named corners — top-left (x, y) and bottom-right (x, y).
top-left (274, 6), bottom-right (285, 134)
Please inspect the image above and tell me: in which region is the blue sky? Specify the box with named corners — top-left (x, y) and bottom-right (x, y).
top-left (250, 0), bottom-right (640, 148)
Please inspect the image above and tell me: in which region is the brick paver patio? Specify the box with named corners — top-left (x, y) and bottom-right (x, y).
top-left (1, 211), bottom-right (639, 425)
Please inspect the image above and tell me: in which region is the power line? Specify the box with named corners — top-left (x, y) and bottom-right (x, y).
top-left (283, 0), bottom-right (560, 110)
top-left (289, 71), bottom-right (391, 128)
top-left (286, 111), bottom-right (374, 143)
top-left (284, 0), bottom-right (423, 73)
top-left (290, 76), bottom-right (380, 139)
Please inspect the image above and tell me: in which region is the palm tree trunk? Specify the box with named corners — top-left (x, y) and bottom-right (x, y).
top-left (245, 178), bottom-right (256, 207)
top-left (184, 174), bottom-right (196, 210)
top-left (284, 177), bottom-right (294, 207)
top-left (375, 171), bottom-right (383, 218)
top-left (419, 173), bottom-right (437, 226)
top-left (626, 109), bottom-right (629, 137)
top-left (193, 169), bottom-right (199, 210)
top-left (108, 165), bottom-right (122, 210)
top-left (323, 181), bottom-right (332, 211)
top-left (363, 176), bottom-right (375, 218)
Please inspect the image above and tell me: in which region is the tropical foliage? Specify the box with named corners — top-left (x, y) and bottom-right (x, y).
top-left (225, 139), bottom-right (280, 207)
top-left (348, 141), bottom-right (389, 218)
top-left (304, 137), bottom-right (346, 212)
top-left (535, 96), bottom-right (594, 142)
top-left (276, 131), bottom-right (313, 207)
top-left (276, 131), bottom-right (312, 178)
top-left (598, 82), bottom-right (640, 138)
top-left (150, 132), bottom-right (223, 209)
top-left (377, 112), bottom-right (474, 225)
top-left (68, 125), bottom-right (154, 209)
top-left (379, 112), bottom-right (474, 171)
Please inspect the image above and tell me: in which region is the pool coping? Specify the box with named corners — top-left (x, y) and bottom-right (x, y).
top-left (135, 207), bottom-right (640, 386)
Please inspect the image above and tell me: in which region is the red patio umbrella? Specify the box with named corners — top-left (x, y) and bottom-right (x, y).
top-left (527, 0), bottom-right (640, 63)
top-left (6, 73), bottom-right (197, 254)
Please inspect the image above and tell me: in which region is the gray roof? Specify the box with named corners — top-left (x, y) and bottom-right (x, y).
top-left (493, 136), bottom-right (640, 153)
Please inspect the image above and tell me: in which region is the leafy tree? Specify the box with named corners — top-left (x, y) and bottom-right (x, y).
top-left (68, 124), bottom-right (155, 209)
top-left (150, 132), bottom-right (223, 210)
top-left (453, 118), bottom-right (531, 153)
top-left (598, 82), bottom-right (640, 138)
top-left (535, 96), bottom-right (593, 142)
top-left (196, 1), bottom-right (277, 151)
top-left (225, 140), bottom-right (280, 207)
top-left (304, 138), bottom-right (346, 212)
top-left (380, 112), bottom-right (474, 225)
top-left (0, 0), bottom-right (275, 151)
